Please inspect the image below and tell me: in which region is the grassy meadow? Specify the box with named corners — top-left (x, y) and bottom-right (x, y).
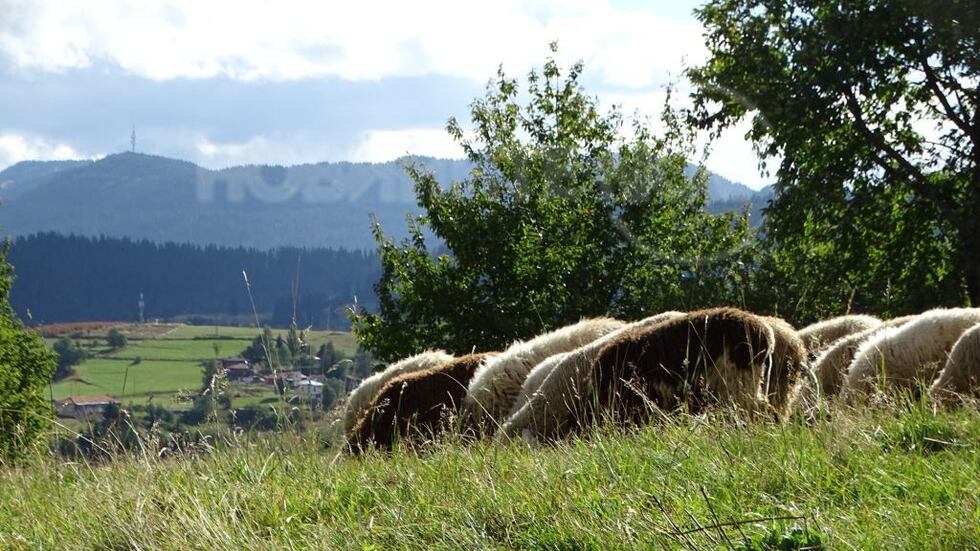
top-left (0, 403), bottom-right (977, 549)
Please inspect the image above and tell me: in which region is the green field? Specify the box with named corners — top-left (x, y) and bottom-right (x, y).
top-left (50, 359), bottom-right (203, 402)
top-left (161, 325), bottom-right (358, 356)
top-left (105, 338), bottom-right (247, 361)
top-left (48, 325), bottom-right (358, 409)
top-left (2, 404), bottom-right (977, 549)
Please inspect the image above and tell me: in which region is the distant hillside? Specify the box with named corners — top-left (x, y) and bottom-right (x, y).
top-left (7, 232), bottom-right (380, 328)
top-left (0, 153), bottom-right (767, 249)
top-left (0, 159), bottom-right (92, 200)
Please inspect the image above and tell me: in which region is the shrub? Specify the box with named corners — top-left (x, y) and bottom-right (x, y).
top-left (0, 242), bottom-right (57, 463)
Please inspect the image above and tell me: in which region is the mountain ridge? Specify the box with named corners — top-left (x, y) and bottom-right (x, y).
top-left (0, 153), bottom-right (770, 249)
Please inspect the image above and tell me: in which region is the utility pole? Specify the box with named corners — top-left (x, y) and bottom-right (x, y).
top-left (138, 292), bottom-right (145, 324)
top-left (131, 123), bottom-right (137, 153)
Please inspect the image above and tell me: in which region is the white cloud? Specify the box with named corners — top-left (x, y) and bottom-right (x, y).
top-left (1, 1), bottom-right (773, 186)
top-left (193, 128), bottom-right (462, 168)
top-left (194, 134), bottom-right (342, 168)
top-left (347, 128), bottom-right (462, 163)
top-left (703, 121), bottom-right (774, 189)
top-left (0, 132), bottom-right (85, 168)
top-left (0, 0), bottom-right (704, 88)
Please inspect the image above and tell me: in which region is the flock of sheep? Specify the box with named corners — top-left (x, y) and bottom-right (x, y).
top-left (342, 307), bottom-right (980, 453)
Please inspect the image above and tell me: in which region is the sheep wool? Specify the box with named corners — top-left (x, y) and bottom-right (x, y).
top-left (500, 311), bottom-right (685, 441)
top-left (583, 307), bottom-right (777, 429)
top-left (929, 322), bottom-right (980, 404)
top-left (811, 315), bottom-right (918, 398)
top-left (348, 352), bottom-right (494, 453)
top-left (760, 316), bottom-right (809, 419)
top-left (461, 317), bottom-right (625, 435)
top-left (843, 308), bottom-right (980, 403)
top-left (798, 315), bottom-right (882, 358)
top-left (342, 349), bottom-right (454, 435)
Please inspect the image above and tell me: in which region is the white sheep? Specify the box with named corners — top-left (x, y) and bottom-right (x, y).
top-left (461, 317), bottom-right (625, 435)
top-left (811, 315), bottom-right (917, 398)
top-left (798, 314), bottom-right (882, 357)
top-left (499, 311), bottom-right (684, 441)
top-left (929, 322), bottom-right (980, 404)
top-left (842, 308), bottom-right (980, 403)
top-left (342, 349), bottom-right (454, 435)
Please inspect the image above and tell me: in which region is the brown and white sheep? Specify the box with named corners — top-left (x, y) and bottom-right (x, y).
top-left (508, 308), bottom-right (799, 440)
top-left (342, 350), bottom-right (454, 435)
top-left (798, 315), bottom-right (882, 358)
top-left (583, 307), bottom-right (784, 430)
top-left (347, 352), bottom-right (494, 453)
top-left (461, 317), bottom-right (625, 436)
top-left (842, 308), bottom-right (980, 403)
top-left (500, 311), bottom-right (685, 442)
top-left (928, 322), bottom-right (980, 404)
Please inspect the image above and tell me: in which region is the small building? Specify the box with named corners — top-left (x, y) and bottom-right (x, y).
top-left (225, 364), bottom-right (255, 382)
top-left (279, 370), bottom-right (308, 388)
top-left (55, 395), bottom-right (119, 419)
top-left (220, 357), bottom-right (250, 369)
top-left (218, 357), bottom-right (255, 383)
top-left (295, 380), bottom-right (324, 402)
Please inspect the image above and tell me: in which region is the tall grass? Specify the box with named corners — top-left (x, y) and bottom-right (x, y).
top-left (1, 401), bottom-right (977, 549)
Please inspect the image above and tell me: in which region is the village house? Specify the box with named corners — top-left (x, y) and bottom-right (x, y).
top-left (295, 380), bottom-right (324, 402)
top-left (219, 357), bottom-right (255, 383)
top-left (54, 395), bottom-right (119, 419)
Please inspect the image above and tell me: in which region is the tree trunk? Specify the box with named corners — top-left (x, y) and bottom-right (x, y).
top-left (964, 165), bottom-right (980, 306)
top-left (968, 111), bottom-right (980, 306)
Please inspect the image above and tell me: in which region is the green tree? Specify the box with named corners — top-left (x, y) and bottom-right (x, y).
top-left (52, 336), bottom-right (86, 380)
top-left (201, 359), bottom-right (221, 393)
top-left (317, 341), bottom-right (344, 376)
top-left (275, 335), bottom-right (292, 368)
top-left (352, 46), bottom-right (754, 360)
top-left (351, 347), bottom-right (376, 379)
top-left (286, 325), bottom-right (303, 358)
top-left (240, 327), bottom-right (274, 369)
top-left (106, 328), bottom-right (127, 350)
top-left (320, 378), bottom-right (344, 410)
top-left (0, 242), bottom-right (56, 463)
top-left (689, 0), bottom-right (978, 321)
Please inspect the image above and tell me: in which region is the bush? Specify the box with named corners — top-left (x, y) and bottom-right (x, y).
top-left (0, 315), bottom-right (56, 463)
top-left (106, 328), bottom-right (127, 350)
top-left (0, 242), bottom-right (57, 463)
top-left (52, 336), bottom-right (86, 379)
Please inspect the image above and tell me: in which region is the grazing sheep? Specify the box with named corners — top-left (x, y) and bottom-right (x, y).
top-left (843, 308), bottom-right (980, 403)
top-left (811, 315), bottom-right (917, 398)
top-left (342, 350), bottom-right (454, 435)
top-left (798, 315), bottom-right (882, 358)
top-left (583, 307), bottom-right (782, 429)
top-left (500, 311), bottom-right (685, 441)
top-left (508, 308), bottom-right (781, 440)
top-left (348, 353), bottom-right (494, 453)
top-left (813, 316), bottom-right (916, 399)
top-left (760, 316), bottom-right (809, 419)
top-left (461, 317), bottom-right (625, 436)
top-left (929, 323), bottom-right (980, 404)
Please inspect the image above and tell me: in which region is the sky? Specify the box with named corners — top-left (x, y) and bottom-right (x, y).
top-left (0, 0), bottom-right (770, 189)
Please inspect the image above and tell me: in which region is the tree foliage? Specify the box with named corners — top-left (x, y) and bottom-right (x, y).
top-left (106, 328), bottom-right (127, 350)
top-left (52, 336), bottom-right (86, 380)
top-left (7, 232), bottom-right (379, 328)
top-left (0, 242), bottom-right (56, 463)
top-left (689, 0), bottom-right (978, 321)
top-left (353, 46), bottom-right (754, 360)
